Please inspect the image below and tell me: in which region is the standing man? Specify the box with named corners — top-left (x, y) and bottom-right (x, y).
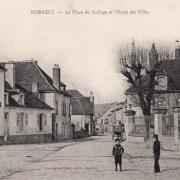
top-left (112, 139), bottom-right (124, 171)
top-left (153, 134), bottom-right (161, 173)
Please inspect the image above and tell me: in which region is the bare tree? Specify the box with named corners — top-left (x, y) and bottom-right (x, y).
top-left (118, 40), bottom-right (172, 141)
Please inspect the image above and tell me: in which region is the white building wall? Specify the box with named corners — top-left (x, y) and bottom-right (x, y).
top-left (71, 115), bottom-right (90, 131)
top-left (40, 91), bottom-right (72, 140)
top-left (44, 92), bottom-right (55, 108)
top-left (4, 107), bottom-right (52, 135)
top-left (0, 70), bottom-right (5, 139)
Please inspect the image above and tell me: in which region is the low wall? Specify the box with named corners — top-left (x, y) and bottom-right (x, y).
top-left (161, 136), bottom-right (180, 151)
top-left (128, 135), bottom-right (180, 151)
top-left (7, 134), bottom-right (52, 144)
top-left (128, 135), bottom-right (144, 142)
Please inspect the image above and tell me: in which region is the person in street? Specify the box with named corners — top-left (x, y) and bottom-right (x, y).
top-left (112, 139), bottom-right (124, 171)
top-left (153, 134), bottom-right (161, 173)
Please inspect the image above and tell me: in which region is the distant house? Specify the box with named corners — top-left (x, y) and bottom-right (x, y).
top-left (67, 90), bottom-right (95, 135)
top-left (1, 60), bottom-right (72, 142)
top-left (95, 102), bottom-right (126, 133)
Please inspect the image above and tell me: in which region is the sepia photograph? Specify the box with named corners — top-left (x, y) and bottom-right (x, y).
top-left (0, 0), bottom-right (180, 179)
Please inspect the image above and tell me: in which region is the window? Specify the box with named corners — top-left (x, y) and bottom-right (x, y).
top-left (4, 112), bottom-right (9, 119)
top-left (155, 76), bottom-right (167, 91)
top-left (37, 113), bottom-right (47, 131)
top-left (19, 94), bottom-right (25, 106)
top-left (17, 112), bottom-right (24, 132)
top-left (4, 93), bottom-right (9, 105)
top-left (39, 114), bottom-right (43, 131)
top-left (62, 101), bottom-right (66, 116)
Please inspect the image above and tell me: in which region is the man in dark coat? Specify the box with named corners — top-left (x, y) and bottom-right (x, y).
top-left (112, 139), bottom-right (124, 171)
top-left (153, 134), bottom-right (161, 173)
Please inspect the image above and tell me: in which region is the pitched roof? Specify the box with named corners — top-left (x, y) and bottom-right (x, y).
top-left (94, 103), bottom-right (115, 117)
top-left (38, 65), bottom-right (66, 87)
top-left (5, 81), bottom-right (12, 91)
top-left (67, 89), bottom-right (94, 115)
top-left (14, 61), bottom-right (55, 92)
top-left (71, 97), bottom-right (94, 115)
top-left (66, 90), bottom-right (84, 98)
top-left (13, 61), bottom-right (70, 97)
top-left (6, 83), bottom-right (53, 109)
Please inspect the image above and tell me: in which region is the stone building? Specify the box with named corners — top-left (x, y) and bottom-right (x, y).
top-left (95, 102), bottom-right (126, 133)
top-left (1, 60), bottom-right (72, 142)
top-left (126, 43), bottom-right (180, 150)
top-left (0, 64), bottom-right (53, 144)
top-left (67, 90), bottom-right (95, 136)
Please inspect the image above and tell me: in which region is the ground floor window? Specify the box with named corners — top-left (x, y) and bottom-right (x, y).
top-left (37, 113), bottom-right (47, 131)
top-left (16, 112), bottom-right (24, 132)
top-left (16, 112), bottom-right (28, 132)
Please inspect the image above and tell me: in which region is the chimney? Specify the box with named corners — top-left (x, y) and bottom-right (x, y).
top-left (175, 40), bottom-right (180, 59)
top-left (5, 62), bottom-right (15, 89)
top-left (53, 64), bottom-right (60, 90)
top-left (90, 91), bottom-right (94, 102)
top-left (149, 43), bottom-right (158, 69)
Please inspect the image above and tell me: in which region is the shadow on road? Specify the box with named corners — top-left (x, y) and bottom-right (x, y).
top-left (161, 167), bottom-right (180, 172)
top-left (122, 169), bottom-right (139, 172)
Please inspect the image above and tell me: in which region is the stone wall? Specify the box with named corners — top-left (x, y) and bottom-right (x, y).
top-left (8, 134), bottom-right (52, 144)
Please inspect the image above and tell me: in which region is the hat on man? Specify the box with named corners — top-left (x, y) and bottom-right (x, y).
top-left (153, 134), bottom-right (158, 139)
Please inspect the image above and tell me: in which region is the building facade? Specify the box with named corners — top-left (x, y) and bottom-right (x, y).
top-left (0, 64), bottom-right (53, 144)
top-left (0, 60), bottom-right (72, 143)
top-left (126, 43), bottom-right (180, 148)
top-left (67, 90), bottom-right (95, 136)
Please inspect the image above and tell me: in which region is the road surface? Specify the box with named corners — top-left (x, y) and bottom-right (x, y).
top-left (0, 134), bottom-right (180, 180)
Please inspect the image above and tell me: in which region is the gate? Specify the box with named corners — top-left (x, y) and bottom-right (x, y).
top-left (162, 114), bottom-right (174, 137)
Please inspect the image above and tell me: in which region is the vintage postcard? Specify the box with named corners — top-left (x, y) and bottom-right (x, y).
top-left (0, 0), bottom-right (180, 179)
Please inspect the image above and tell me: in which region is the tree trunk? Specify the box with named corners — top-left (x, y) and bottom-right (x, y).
top-left (144, 115), bottom-right (150, 142)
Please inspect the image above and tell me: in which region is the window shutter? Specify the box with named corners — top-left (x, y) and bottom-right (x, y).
top-left (37, 113), bottom-right (40, 131)
top-left (25, 114), bottom-right (28, 126)
top-left (16, 113), bottom-right (20, 132)
top-left (19, 113), bottom-right (23, 132)
top-left (69, 105), bottom-right (71, 117)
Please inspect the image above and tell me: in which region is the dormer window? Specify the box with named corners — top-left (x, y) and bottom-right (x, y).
top-left (155, 76), bottom-right (168, 91)
top-left (4, 93), bottom-right (9, 105)
top-left (19, 94), bottom-right (25, 106)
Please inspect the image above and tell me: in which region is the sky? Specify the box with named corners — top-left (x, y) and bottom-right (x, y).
top-left (0, 0), bottom-right (180, 104)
